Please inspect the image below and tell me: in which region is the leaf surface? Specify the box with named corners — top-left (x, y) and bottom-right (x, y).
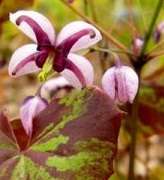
top-left (0, 87), bottom-right (122, 180)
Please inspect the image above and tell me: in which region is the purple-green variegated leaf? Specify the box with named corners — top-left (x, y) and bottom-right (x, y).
top-left (0, 112), bottom-right (19, 180)
top-left (0, 87), bottom-right (123, 180)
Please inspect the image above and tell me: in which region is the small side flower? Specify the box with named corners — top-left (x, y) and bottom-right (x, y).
top-left (20, 96), bottom-right (48, 136)
top-left (102, 63), bottom-right (139, 104)
top-left (153, 21), bottom-right (164, 43)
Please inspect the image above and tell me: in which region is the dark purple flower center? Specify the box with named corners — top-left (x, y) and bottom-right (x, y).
top-left (53, 29), bottom-right (95, 72)
top-left (53, 29), bottom-right (95, 87)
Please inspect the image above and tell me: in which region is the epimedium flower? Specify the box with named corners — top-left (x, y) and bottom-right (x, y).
top-left (102, 57), bottom-right (139, 104)
top-left (20, 95), bottom-right (48, 136)
top-left (154, 21), bottom-right (164, 43)
top-left (8, 10), bottom-right (102, 88)
top-left (20, 76), bottom-right (72, 136)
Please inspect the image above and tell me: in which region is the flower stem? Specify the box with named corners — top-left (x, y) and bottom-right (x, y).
top-left (147, 50), bottom-right (164, 60)
top-left (128, 94), bottom-right (139, 180)
top-left (139, 0), bottom-right (164, 59)
top-left (147, 39), bottom-right (164, 54)
top-left (128, 1), bottom-right (163, 179)
top-left (91, 47), bottom-right (134, 56)
top-left (60, 0), bottom-right (129, 53)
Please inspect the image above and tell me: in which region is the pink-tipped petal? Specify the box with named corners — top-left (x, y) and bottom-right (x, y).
top-left (61, 53), bottom-right (94, 89)
top-left (10, 10), bottom-right (55, 45)
top-left (56, 21), bottom-right (102, 52)
top-left (101, 67), bottom-right (116, 100)
top-left (8, 44), bottom-right (42, 77)
top-left (20, 96), bottom-right (48, 136)
top-left (40, 76), bottom-right (71, 97)
top-left (121, 66), bottom-right (139, 103)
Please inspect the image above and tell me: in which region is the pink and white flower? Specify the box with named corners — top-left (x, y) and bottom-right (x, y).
top-left (9, 10), bottom-right (102, 88)
top-left (154, 21), bottom-right (164, 42)
top-left (102, 64), bottom-right (139, 104)
top-left (20, 95), bottom-right (48, 136)
top-left (20, 76), bottom-right (73, 136)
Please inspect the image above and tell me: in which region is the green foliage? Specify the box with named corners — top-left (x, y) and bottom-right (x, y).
top-left (11, 155), bottom-right (56, 180)
top-left (31, 135), bottom-right (69, 152)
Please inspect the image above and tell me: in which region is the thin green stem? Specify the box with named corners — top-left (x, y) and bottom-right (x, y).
top-left (128, 1), bottom-right (163, 179)
top-left (128, 94), bottom-right (139, 180)
top-left (147, 39), bottom-right (164, 54)
top-left (139, 0), bottom-right (164, 59)
top-left (91, 47), bottom-right (135, 56)
top-left (148, 50), bottom-right (164, 60)
top-left (60, 0), bottom-right (129, 53)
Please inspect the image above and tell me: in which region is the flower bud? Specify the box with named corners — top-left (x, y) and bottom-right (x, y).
top-left (154, 21), bottom-right (164, 43)
top-left (132, 38), bottom-right (144, 56)
top-left (20, 96), bottom-right (48, 136)
top-left (40, 76), bottom-right (72, 98)
top-left (102, 65), bottom-right (139, 103)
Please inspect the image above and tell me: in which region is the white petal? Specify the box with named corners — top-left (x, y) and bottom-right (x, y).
top-left (101, 67), bottom-right (116, 100)
top-left (8, 44), bottom-right (41, 77)
top-left (61, 53), bottom-right (94, 89)
top-left (56, 21), bottom-right (102, 52)
top-left (20, 96), bottom-right (48, 135)
top-left (10, 10), bottom-right (55, 45)
top-left (40, 76), bottom-right (71, 97)
top-left (121, 66), bottom-right (139, 103)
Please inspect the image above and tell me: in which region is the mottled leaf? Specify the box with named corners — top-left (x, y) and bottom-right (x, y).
top-left (0, 112), bottom-right (18, 180)
top-left (0, 87), bottom-right (123, 179)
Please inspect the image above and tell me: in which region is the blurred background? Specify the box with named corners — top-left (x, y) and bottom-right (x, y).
top-left (0, 0), bottom-right (164, 179)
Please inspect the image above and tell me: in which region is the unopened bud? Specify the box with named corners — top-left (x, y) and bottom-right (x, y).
top-left (20, 96), bottom-right (48, 136)
top-left (154, 22), bottom-right (164, 43)
top-left (40, 76), bottom-right (72, 98)
top-left (102, 65), bottom-right (139, 103)
top-left (132, 38), bottom-right (144, 56)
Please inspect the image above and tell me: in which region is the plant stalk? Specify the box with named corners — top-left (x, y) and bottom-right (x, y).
top-left (139, 0), bottom-right (164, 59)
top-left (91, 47), bottom-right (134, 56)
top-left (128, 1), bottom-right (163, 179)
top-left (128, 94), bottom-right (139, 180)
